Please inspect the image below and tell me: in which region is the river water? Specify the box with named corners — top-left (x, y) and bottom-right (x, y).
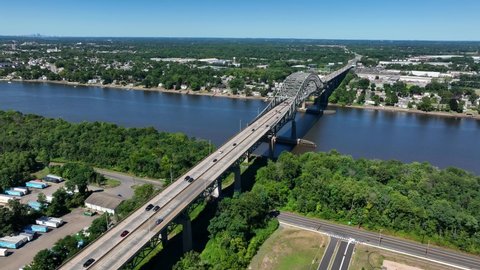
top-left (1, 82), bottom-right (479, 174)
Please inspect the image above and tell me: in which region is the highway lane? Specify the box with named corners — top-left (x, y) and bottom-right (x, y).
top-left (341, 243), bottom-right (354, 270)
top-left (318, 238), bottom-right (338, 270)
top-left (60, 98), bottom-right (293, 270)
top-left (331, 241), bottom-right (347, 270)
top-left (278, 212), bottom-right (480, 270)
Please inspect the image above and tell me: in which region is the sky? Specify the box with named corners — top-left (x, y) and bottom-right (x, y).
top-left (1, 0), bottom-right (479, 41)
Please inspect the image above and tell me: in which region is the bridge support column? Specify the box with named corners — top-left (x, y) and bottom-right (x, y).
top-left (269, 136), bottom-right (276, 159)
top-left (212, 178), bottom-right (222, 198)
top-left (179, 212), bottom-right (192, 252)
top-left (290, 119), bottom-right (297, 140)
top-left (233, 165), bottom-right (241, 193)
top-left (160, 229), bottom-right (168, 245)
top-left (301, 101), bottom-right (306, 110)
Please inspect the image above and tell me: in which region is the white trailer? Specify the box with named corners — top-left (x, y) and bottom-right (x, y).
top-left (13, 187), bottom-right (29, 194)
top-left (0, 248), bottom-right (8, 256)
top-left (0, 194), bottom-right (14, 204)
top-left (36, 217), bottom-right (64, 228)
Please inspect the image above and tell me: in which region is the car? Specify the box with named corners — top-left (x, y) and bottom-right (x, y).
top-left (188, 177), bottom-right (194, 183)
top-left (213, 158), bottom-right (218, 162)
top-left (251, 128), bottom-right (255, 131)
top-left (156, 217), bottom-right (164, 225)
top-left (218, 150), bottom-right (223, 154)
top-left (233, 143), bottom-right (237, 147)
top-left (83, 258), bottom-right (95, 268)
top-left (120, 230), bottom-right (129, 237)
top-left (153, 205), bottom-right (160, 212)
top-left (266, 124), bottom-right (269, 127)
top-left (184, 176), bottom-right (191, 182)
top-left (145, 204), bottom-right (154, 211)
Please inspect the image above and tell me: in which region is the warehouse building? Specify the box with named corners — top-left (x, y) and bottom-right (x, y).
top-left (85, 192), bottom-right (124, 214)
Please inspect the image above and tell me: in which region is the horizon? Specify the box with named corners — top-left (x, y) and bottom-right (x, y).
top-left (1, 0), bottom-right (479, 41)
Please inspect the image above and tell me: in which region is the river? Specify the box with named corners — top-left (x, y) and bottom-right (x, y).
top-left (0, 82), bottom-right (479, 174)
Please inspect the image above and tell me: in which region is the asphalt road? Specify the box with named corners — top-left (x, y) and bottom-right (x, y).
top-left (278, 212), bottom-right (480, 270)
top-left (331, 241), bottom-right (348, 270)
top-left (318, 238), bottom-right (338, 270)
top-left (93, 168), bottom-right (163, 198)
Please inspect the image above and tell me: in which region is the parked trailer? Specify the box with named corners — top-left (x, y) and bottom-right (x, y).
top-left (4, 189), bottom-right (24, 196)
top-left (0, 194), bottom-right (14, 204)
top-left (24, 225), bottom-right (48, 233)
top-left (27, 201), bottom-right (42, 211)
top-left (36, 217), bottom-right (64, 228)
top-left (19, 232), bottom-right (35, 241)
top-left (26, 181), bottom-right (48, 189)
top-left (43, 174), bottom-right (64, 183)
top-left (13, 187), bottom-right (29, 194)
top-left (0, 235), bottom-right (28, 249)
top-left (0, 248), bottom-right (8, 257)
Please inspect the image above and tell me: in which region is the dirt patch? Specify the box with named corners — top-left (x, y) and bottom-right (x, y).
top-left (249, 225), bottom-right (328, 270)
top-left (383, 260), bottom-right (424, 270)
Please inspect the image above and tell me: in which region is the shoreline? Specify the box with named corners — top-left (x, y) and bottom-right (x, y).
top-left (2, 79), bottom-right (479, 120)
top-left (0, 78), bottom-right (267, 101)
top-left (329, 104), bottom-right (480, 121)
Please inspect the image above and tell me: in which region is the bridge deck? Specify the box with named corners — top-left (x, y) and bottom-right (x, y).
top-left (60, 99), bottom-right (294, 270)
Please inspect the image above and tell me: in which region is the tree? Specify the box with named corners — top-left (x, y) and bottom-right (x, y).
top-left (417, 97), bottom-right (434, 112)
top-left (228, 77), bottom-right (245, 93)
top-left (173, 251), bottom-right (209, 270)
top-left (357, 78), bottom-right (370, 90)
top-left (24, 249), bottom-right (59, 270)
top-left (47, 188), bottom-right (69, 217)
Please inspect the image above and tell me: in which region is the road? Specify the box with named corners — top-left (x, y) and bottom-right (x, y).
top-left (59, 98), bottom-right (295, 270)
top-left (318, 238), bottom-right (338, 270)
top-left (93, 168), bottom-right (163, 198)
top-left (278, 212), bottom-right (480, 270)
top-left (1, 208), bottom-right (96, 270)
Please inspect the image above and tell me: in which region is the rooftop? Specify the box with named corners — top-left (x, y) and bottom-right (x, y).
top-left (85, 192), bottom-right (124, 210)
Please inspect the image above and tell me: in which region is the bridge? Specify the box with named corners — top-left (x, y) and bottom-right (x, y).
top-left (59, 61), bottom-right (355, 270)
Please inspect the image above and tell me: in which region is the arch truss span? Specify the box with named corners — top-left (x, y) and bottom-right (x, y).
top-left (255, 72), bottom-right (324, 122)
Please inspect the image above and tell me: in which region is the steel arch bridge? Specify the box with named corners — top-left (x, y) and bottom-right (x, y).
top-left (253, 63), bottom-right (353, 136)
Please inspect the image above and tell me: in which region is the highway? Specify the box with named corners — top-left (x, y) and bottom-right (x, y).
top-left (60, 99), bottom-right (295, 270)
top-left (278, 212), bottom-right (480, 270)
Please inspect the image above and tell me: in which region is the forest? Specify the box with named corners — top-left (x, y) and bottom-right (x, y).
top-left (0, 110), bottom-right (212, 193)
top-left (254, 151), bottom-right (480, 254)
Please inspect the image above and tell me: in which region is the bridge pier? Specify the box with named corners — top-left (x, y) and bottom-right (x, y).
top-left (269, 136), bottom-right (276, 159)
top-left (160, 229), bottom-right (168, 245)
top-left (233, 165), bottom-right (241, 193)
top-left (212, 178), bottom-right (222, 198)
top-left (178, 212), bottom-right (192, 252)
top-left (290, 119), bottom-right (297, 140)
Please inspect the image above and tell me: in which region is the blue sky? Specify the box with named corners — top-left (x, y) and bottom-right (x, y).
top-left (1, 0), bottom-right (479, 40)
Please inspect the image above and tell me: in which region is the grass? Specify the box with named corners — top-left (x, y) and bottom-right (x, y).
top-left (350, 245), bottom-right (454, 270)
top-left (249, 226), bottom-right (328, 270)
top-left (32, 166), bottom-right (50, 179)
top-left (104, 178), bottom-right (121, 188)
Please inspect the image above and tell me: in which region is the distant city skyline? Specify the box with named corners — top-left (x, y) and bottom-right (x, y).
top-left (1, 0), bottom-right (479, 41)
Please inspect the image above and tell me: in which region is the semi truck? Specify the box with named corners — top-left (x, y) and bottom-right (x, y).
top-left (26, 180), bottom-right (48, 189)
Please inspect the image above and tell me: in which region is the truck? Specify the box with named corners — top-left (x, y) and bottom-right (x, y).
top-left (19, 232), bottom-right (35, 241)
top-left (0, 194), bottom-right (14, 204)
top-left (26, 181), bottom-right (48, 189)
top-left (43, 174), bottom-right (64, 183)
top-left (24, 225), bottom-right (48, 233)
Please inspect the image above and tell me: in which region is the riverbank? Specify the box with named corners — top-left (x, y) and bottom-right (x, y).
top-left (0, 78), bottom-right (266, 101)
top-left (329, 103), bottom-right (480, 121)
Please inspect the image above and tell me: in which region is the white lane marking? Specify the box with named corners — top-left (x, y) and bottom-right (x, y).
top-left (279, 221), bottom-right (471, 270)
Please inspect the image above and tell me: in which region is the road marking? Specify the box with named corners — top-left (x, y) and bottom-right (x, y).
top-left (279, 221), bottom-right (471, 270)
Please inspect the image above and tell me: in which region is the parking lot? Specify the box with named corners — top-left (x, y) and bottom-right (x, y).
top-left (0, 208), bottom-right (96, 270)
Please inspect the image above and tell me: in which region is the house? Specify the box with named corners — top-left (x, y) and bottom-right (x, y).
top-left (85, 192), bottom-right (124, 214)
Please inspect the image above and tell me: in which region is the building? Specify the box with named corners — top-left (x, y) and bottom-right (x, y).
top-left (84, 192), bottom-right (124, 214)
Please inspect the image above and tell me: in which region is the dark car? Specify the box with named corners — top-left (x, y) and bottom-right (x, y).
top-left (213, 158), bottom-right (218, 163)
top-left (184, 176), bottom-right (191, 182)
top-left (145, 204), bottom-right (154, 211)
top-left (120, 230), bottom-right (129, 237)
top-left (188, 177), bottom-right (194, 183)
top-left (156, 217), bottom-right (164, 225)
top-left (153, 205), bottom-right (160, 212)
top-left (251, 128), bottom-right (255, 132)
top-left (83, 258), bottom-right (95, 268)
top-left (233, 143), bottom-right (237, 147)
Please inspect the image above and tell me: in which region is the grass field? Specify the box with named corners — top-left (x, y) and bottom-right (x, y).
top-left (249, 225), bottom-right (328, 270)
top-left (350, 245), bottom-right (456, 270)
